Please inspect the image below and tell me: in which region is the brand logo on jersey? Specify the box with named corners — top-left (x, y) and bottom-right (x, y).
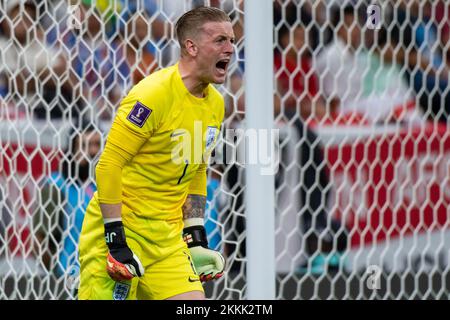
top-left (127, 101), bottom-right (152, 128)
top-left (206, 126), bottom-right (218, 150)
top-left (113, 282), bottom-right (130, 300)
top-left (170, 130), bottom-right (186, 138)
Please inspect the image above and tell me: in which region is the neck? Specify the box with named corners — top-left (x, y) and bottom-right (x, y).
top-left (178, 58), bottom-right (208, 98)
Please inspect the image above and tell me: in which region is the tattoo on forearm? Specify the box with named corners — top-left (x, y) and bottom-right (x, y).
top-left (182, 194), bottom-right (206, 220)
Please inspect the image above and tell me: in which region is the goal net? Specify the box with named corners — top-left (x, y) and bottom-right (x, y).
top-left (0, 0), bottom-right (449, 299)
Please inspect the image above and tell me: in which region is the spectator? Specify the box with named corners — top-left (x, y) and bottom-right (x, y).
top-left (274, 24), bottom-right (326, 122)
top-left (119, 0), bottom-right (192, 67)
top-left (383, 1), bottom-right (450, 122)
top-left (436, 1), bottom-right (450, 72)
top-left (61, 0), bottom-right (122, 121)
top-left (113, 6), bottom-right (158, 89)
top-left (0, 0), bottom-right (76, 119)
top-left (272, 5), bottom-right (347, 274)
top-left (315, 5), bottom-right (416, 125)
top-left (220, 67), bottom-right (347, 275)
top-left (36, 124), bottom-right (101, 276)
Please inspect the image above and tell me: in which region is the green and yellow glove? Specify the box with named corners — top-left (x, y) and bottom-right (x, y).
top-left (183, 218), bottom-right (225, 282)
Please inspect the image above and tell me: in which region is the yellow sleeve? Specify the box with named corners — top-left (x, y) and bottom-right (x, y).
top-left (96, 119), bottom-right (149, 203)
top-left (96, 83), bottom-right (164, 204)
top-left (114, 83), bottom-right (164, 137)
top-left (187, 163), bottom-right (207, 196)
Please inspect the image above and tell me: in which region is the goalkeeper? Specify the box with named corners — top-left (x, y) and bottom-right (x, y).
top-left (77, 6), bottom-right (234, 300)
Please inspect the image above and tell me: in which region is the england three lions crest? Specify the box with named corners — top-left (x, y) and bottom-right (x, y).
top-left (206, 126), bottom-right (218, 151)
top-left (113, 282), bottom-right (130, 300)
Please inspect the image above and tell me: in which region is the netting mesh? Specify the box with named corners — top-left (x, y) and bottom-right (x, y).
top-left (0, 0), bottom-right (450, 300)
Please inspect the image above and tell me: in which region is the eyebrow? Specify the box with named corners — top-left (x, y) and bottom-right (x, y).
top-left (215, 35), bottom-right (235, 42)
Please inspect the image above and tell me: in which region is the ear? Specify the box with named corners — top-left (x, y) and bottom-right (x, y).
top-left (184, 39), bottom-right (198, 57)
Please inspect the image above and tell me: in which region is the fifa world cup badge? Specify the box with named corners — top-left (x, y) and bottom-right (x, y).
top-left (113, 282), bottom-right (131, 300)
top-left (127, 101), bottom-right (152, 128)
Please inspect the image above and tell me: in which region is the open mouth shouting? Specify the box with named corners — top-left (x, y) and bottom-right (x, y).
top-left (215, 58), bottom-right (230, 75)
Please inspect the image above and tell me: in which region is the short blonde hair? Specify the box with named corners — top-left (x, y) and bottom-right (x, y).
top-left (175, 6), bottom-right (231, 51)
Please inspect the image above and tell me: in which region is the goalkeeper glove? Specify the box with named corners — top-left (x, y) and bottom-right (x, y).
top-left (183, 218), bottom-right (225, 282)
top-left (104, 220), bottom-right (144, 282)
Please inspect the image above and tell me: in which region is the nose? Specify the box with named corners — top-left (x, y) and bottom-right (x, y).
top-left (225, 39), bottom-right (234, 55)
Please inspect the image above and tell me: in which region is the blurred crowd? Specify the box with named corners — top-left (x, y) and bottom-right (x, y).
top-left (0, 0), bottom-right (450, 297)
top-left (1, 0), bottom-right (448, 125)
top-left (272, 0), bottom-right (450, 125)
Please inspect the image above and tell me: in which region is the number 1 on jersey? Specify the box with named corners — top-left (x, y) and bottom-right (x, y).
top-left (177, 160), bottom-right (189, 185)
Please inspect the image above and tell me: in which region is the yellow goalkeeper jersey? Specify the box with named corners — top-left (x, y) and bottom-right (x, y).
top-left (95, 63), bottom-right (224, 222)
